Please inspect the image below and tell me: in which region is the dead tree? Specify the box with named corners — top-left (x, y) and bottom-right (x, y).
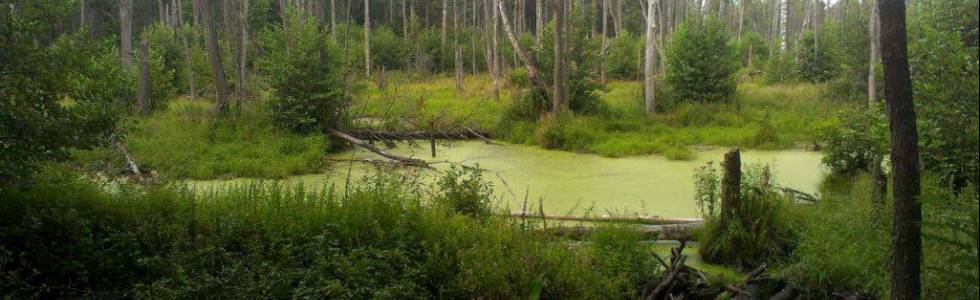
top-left (721, 149), bottom-right (741, 224)
top-left (878, 0), bottom-right (923, 298)
top-left (497, 0), bottom-right (549, 94)
top-left (644, 0), bottom-right (657, 115)
top-left (868, 0), bottom-right (880, 105)
top-left (364, 0), bottom-right (371, 77)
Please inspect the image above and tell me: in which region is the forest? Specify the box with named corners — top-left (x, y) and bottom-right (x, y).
top-left (1, 0), bottom-right (978, 299)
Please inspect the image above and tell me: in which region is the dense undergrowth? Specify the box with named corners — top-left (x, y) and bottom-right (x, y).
top-left (1, 166), bottom-right (661, 299)
top-left (72, 98), bottom-right (329, 180)
top-left (692, 163), bottom-right (979, 298)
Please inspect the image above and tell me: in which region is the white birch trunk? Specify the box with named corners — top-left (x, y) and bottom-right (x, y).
top-left (644, 0), bottom-right (657, 115)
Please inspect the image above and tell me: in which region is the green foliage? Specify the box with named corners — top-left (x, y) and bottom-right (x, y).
top-left (763, 53), bottom-right (798, 84)
top-left (256, 12), bottom-right (346, 134)
top-left (1, 2), bottom-right (121, 187)
top-left (817, 106), bottom-right (889, 174)
top-left (665, 18), bottom-right (738, 103)
top-left (434, 166), bottom-right (493, 218)
top-left (139, 23), bottom-right (181, 109)
top-left (795, 31), bottom-right (836, 83)
top-left (72, 99), bottom-right (328, 179)
top-left (733, 31), bottom-right (769, 70)
top-left (695, 163), bottom-right (797, 269)
top-left (1, 167), bottom-right (662, 298)
top-left (606, 32), bottom-right (642, 79)
top-left (908, 22), bottom-right (980, 187)
top-left (370, 25), bottom-right (411, 70)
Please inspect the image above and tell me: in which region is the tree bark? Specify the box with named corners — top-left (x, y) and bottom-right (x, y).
top-left (196, 0), bottom-right (230, 114)
top-left (490, 0), bottom-right (501, 101)
top-left (238, 0), bottom-right (250, 103)
top-left (137, 39), bottom-right (151, 114)
top-left (644, 0), bottom-right (657, 115)
top-left (119, 0), bottom-right (133, 68)
top-left (364, 0), bottom-right (371, 77)
top-left (878, 0), bottom-right (922, 299)
top-left (442, 0), bottom-right (448, 48)
top-left (721, 149), bottom-right (741, 224)
top-left (869, 0), bottom-right (880, 105)
top-left (552, 0), bottom-right (565, 112)
top-left (331, 0), bottom-right (337, 41)
top-left (600, 0), bottom-right (608, 84)
top-left (779, 0), bottom-right (788, 53)
top-left (536, 0), bottom-right (544, 43)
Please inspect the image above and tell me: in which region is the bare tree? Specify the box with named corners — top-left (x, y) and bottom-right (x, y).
top-left (331, 0), bottom-right (337, 41)
top-left (196, 0), bottom-right (231, 114)
top-left (489, 0), bottom-right (501, 101)
top-left (238, 0), bottom-right (250, 102)
top-left (644, 0), bottom-right (657, 115)
top-left (536, 0), bottom-right (544, 43)
top-left (878, 0), bottom-right (922, 298)
top-left (442, 0), bottom-right (448, 48)
top-left (600, 0), bottom-right (608, 84)
top-left (119, 0), bottom-right (133, 68)
top-left (364, 0), bottom-right (371, 77)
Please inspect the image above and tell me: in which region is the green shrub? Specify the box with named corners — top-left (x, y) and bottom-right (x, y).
top-left (817, 106), bottom-right (889, 174)
top-left (434, 166), bottom-right (493, 218)
top-left (256, 12), bottom-right (346, 134)
top-left (733, 31), bottom-right (769, 70)
top-left (665, 17), bottom-right (738, 103)
top-left (763, 53), bottom-right (798, 84)
top-left (606, 32), bottom-right (642, 79)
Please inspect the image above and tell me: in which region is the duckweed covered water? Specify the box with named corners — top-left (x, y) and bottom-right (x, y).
top-left (190, 141), bottom-right (825, 218)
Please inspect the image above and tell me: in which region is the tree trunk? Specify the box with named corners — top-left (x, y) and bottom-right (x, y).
top-left (869, 0), bottom-right (880, 105)
top-left (878, 0), bottom-right (922, 298)
top-left (177, 0), bottom-right (196, 100)
top-left (490, 0), bottom-right (501, 101)
top-left (497, 0), bottom-right (548, 94)
top-left (238, 0), bottom-right (250, 103)
top-left (364, 0), bottom-right (371, 77)
top-left (600, 0), bottom-right (608, 84)
top-left (536, 0), bottom-right (544, 43)
top-left (441, 0), bottom-right (448, 48)
top-left (721, 149), bottom-right (741, 224)
top-left (331, 0), bottom-right (337, 41)
top-left (80, 0), bottom-right (87, 29)
top-left (453, 0), bottom-right (463, 92)
top-left (552, 0), bottom-right (565, 112)
top-left (196, 0), bottom-right (230, 114)
top-left (644, 0), bottom-right (657, 115)
top-left (119, 0), bottom-right (133, 68)
top-left (137, 39), bottom-right (151, 114)
top-left (779, 0), bottom-right (788, 53)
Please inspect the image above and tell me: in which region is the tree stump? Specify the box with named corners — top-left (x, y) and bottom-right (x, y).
top-left (721, 149), bottom-right (741, 224)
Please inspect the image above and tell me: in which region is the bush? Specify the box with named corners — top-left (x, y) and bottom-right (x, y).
top-left (606, 32), bottom-right (642, 79)
top-left (733, 31), bottom-right (769, 70)
top-left (694, 163), bottom-right (797, 269)
top-left (817, 106), bottom-right (889, 174)
top-left (256, 12), bottom-right (346, 134)
top-left (763, 53), bottom-right (798, 84)
top-left (665, 17), bottom-right (738, 103)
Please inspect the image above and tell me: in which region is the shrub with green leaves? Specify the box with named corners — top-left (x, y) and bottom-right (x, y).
top-left (665, 18), bottom-right (738, 103)
top-left (733, 31), bottom-right (769, 70)
top-left (606, 32), bottom-right (642, 79)
top-left (817, 106), bottom-right (889, 174)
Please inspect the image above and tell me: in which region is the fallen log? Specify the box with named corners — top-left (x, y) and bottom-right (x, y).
top-left (346, 128), bottom-right (493, 141)
top-left (504, 212), bottom-right (702, 225)
top-left (110, 134), bottom-right (141, 176)
top-left (327, 128), bottom-right (428, 166)
top-left (541, 223), bottom-right (701, 241)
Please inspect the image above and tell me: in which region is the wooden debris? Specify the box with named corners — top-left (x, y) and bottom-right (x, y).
top-left (327, 128), bottom-right (428, 166)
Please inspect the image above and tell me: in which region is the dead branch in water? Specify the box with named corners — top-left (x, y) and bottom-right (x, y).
top-left (541, 223), bottom-right (701, 242)
top-left (346, 128), bottom-right (493, 141)
top-left (110, 134), bottom-right (142, 177)
top-left (503, 212), bottom-right (702, 225)
top-left (327, 128), bottom-right (428, 166)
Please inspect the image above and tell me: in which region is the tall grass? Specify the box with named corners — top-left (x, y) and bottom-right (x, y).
top-left (72, 98), bottom-right (329, 179)
top-left (1, 167), bottom-right (661, 298)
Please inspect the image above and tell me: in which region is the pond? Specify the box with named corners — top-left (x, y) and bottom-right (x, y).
top-left (190, 141), bottom-right (826, 218)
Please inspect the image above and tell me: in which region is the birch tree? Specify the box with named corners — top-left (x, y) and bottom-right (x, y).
top-left (868, 0), bottom-right (880, 105)
top-left (779, 0), bottom-right (788, 53)
top-left (552, 0), bottom-right (565, 112)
